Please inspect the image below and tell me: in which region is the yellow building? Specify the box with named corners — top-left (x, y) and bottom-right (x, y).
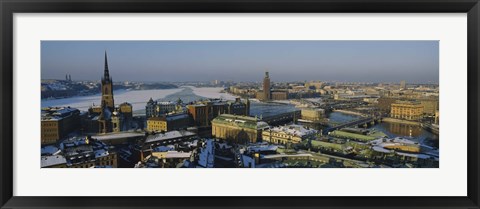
top-left (390, 101), bottom-right (424, 121)
top-left (118, 102), bottom-right (133, 119)
top-left (211, 114), bottom-right (269, 144)
top-left (146, 113), bottom-right (189, 132)
top-left (41, 107), bottom-right (81, 145)
top-left (147, 117), bottom-right (167, 132)
top-left (301, 108), bottom-right (325, 121)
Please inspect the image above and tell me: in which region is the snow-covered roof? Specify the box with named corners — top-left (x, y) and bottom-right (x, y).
top-left (94, 149), bottom-right (109, 158)
top-left (241, 155), bottom-right (255, 168)
top-left (41, 145), bottom-right (60, 155)
top-left (261, 153), bottom-right (312, 159)
top-left (165, 151), bottom-right (192, 158)
top-left (92, 132), bottom-right (145, 141)
top-left (197, 139), bottom-right (215, 168)
top-left (369, 137), bottom-right (420, 147)
top-left (247, 144), bottom-right (278, 152)
top-left (166, 114), bottom-right (189, 121)
top-left (41, 155), bottom-right (67, 167)
top-left (145, 130), bottom-right (196, 143)
top-left (372, 146), bottom-right (394, 154)
top-left (152, 145), bottom-right (175, 152)
top-left (269, 124), bottom-right (317, 138)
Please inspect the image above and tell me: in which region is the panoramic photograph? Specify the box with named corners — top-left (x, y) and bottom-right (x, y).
top-left (40, 41), bottom-right (439, 168)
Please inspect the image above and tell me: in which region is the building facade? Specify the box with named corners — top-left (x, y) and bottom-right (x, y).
top-left (390, 101), bottom-right (424, 121)
top-left (300, 108), bottom-right (325, 122)
top-left (419, 98), bottom-right (439, 116)
top-left (41, 136), bottom-right (118, 168)
top-left (145, 99), bottom-right (179, 118)
top-left (41, 107), bottom-right (81, 145)
top-left (211, 114), bottom-right (269, 144)
top-left (187, 98), bottom-right (250, 127)
top-left (146, 113), bottom-right (189, 132)
top-left (271, 90), bottom-right (288, 100)
top-left (262, 124), bottom-right (318, 145)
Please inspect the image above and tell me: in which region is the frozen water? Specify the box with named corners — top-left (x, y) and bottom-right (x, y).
top-left (41, 88), bottom-right (183, 111)
top-left (187, 86), bottom-right (237, 100)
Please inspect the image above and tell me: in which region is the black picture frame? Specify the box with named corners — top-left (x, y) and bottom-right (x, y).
top-left (1, 0), bottom-right (479, 208)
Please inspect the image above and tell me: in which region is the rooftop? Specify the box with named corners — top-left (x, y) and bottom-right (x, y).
top-left (269, 124), bottom-right (317, 138)
top-left (145, 130), bottom-right (196, 143)
top-left (92, 132), bottom-right (145, 141)
top-left (41, 155), bottom-right (67, 167)
top-left (41, 107), bottom-right (80, 121)
top-left (212, 114), bottom-right (269, 130)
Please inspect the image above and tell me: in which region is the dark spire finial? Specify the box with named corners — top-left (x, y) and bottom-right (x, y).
top-left (104, 51), bottom-right (110, 81)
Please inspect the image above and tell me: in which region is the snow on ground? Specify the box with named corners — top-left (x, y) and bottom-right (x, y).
top-left (42, 86), bottom-right (238, 112)
top-left (186, 86), bottom-right (237, 100)
top-left (41, 88), bottom-right (183, 111)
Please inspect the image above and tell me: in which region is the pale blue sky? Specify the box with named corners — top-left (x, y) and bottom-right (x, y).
top-left (41, 41), bottom-right (439, 83)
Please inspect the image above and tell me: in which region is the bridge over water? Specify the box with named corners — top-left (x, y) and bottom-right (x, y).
top-left (324, 116), bottom-right (382, 135)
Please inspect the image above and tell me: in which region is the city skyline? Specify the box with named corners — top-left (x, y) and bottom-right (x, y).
top-left (41, 41), bottom-right (439, 83)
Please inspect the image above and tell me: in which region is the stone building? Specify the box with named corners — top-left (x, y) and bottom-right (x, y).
top-left (211, 114), bottom-right (269, 144)
top-left (41, 107), bottom-right (81, 145)
top-left (390, 101), bottom-right (424, 121)
top-left (300, 108), bottom-right (325, 122)
top-left (262, 124), bottom-right (318, 145)
top-left (187, 98), bottom-right (250, 127)
top-left (146, 113), bottom-right (189, 132)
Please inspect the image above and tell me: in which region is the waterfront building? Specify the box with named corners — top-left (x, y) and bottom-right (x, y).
top-left (146, 113), bottom-right (189, 132)
top-left (271, 90), bottom-right (288, 100)
top-left (262, 71), bottom-right (271, 101)
top-left (390, 101), bottom-right (424, 121)
top-left (256, 71), bottom-right (271, 101)
top-left (300, 108), bottom-right (325, 122)
top-left (256, 91), bottom-right (266, 101)
top-left (262, 124), bottom-right (318, 145)
top-left (145, 100), bottom-right (179, 118)
top-left (41, 107), bottom-right (81, 145)
top-left (211, 114), bottom-right (269, 144)
top-left (419, 97), bottom-right (439, 116)
top-left (146, 98), bottom-right (157, 118)
top-left (187, 98), bottom-right (250, 127)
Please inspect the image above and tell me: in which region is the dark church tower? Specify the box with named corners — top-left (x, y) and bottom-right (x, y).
top-left (101, 51), bottom-right (115, 111)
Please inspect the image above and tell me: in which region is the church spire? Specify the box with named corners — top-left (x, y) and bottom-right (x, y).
top-left (104, 51), bottom-right (110, 81)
